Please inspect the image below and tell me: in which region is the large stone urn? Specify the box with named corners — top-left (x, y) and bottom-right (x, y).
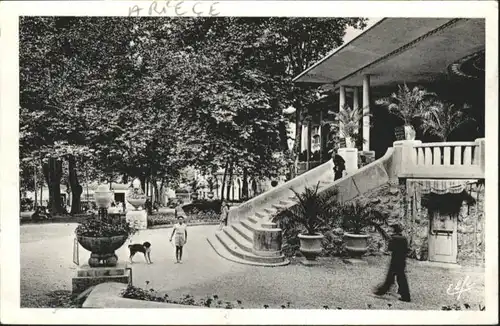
top-left (298, 233), bottom-right (324, 263)
top-left (94, 184), bottom-right (113, 209)
top-left (75, 183), bottom-right (128, 267)
top-left (126, 178), bottom-right (147, 230)
top-left (77, 234), bottom-right (128, 267)
top-left (343, 232), bottom-right (370, 258)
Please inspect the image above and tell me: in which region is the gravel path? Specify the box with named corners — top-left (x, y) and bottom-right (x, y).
top-left (21, 223), bottom-right (485, 309)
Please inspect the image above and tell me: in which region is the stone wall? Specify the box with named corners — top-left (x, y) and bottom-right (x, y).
top-left (456, 184), bottom-right (485, 264)
top-left (283, 179), bottom-right (485, 265)
top-left (361, 181), bottom-right (485, 265)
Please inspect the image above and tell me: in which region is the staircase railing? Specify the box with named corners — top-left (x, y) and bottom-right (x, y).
top-left (227, 159), bottom-right (334, 225)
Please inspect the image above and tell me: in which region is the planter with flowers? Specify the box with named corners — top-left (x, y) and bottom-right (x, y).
top-left (75, 184), bottom-right (136, 267)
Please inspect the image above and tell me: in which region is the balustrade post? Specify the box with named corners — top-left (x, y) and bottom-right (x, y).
top-left (475, 138), bottom-right (485, 174)
top-left (393, 140), bottom-right (421, 177)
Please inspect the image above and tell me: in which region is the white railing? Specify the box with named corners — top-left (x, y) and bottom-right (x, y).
top-left (399, 139), bottom-right (485, 179)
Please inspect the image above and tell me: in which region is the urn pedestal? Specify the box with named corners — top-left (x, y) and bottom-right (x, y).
top-left (126, 210), bottom-right (147, 230)
top-left (72, 262), bottom-right (131, 295)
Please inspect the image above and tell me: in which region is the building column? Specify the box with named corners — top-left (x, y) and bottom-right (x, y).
top-left (339, 85), bottom-right (346, 138)
top-left (362, 75), bottom-right (370, 152)
top-left (353, 87), bottom-right (360, 145)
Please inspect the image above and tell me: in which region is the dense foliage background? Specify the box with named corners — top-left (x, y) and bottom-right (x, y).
top-left (19, 17), bottom-right (367, 213)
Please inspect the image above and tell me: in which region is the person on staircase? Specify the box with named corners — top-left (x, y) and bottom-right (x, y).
top-left (218, 200), bottom-right (230, 231)
top-left (331, 149), bottom-right (346, 181)
top-left (373, 223), bottom-right (411, 302)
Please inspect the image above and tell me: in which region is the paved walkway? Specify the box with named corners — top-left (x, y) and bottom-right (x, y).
top-left (21, 224), bottom-right (485, 309)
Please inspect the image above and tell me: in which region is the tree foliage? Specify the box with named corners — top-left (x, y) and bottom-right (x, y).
top-left (19, 17), bottom-right (367, 212)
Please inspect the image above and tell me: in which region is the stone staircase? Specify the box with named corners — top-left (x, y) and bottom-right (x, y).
top-left (207, 147), bottom-right (397, 267)
top-left (207, 161), bottom-right (337, 267)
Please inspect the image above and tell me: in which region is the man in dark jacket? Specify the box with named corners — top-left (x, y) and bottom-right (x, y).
top-left (331, 149), bottom-right (346, 180)
top-left (373, 223), bottom-right (411, 302)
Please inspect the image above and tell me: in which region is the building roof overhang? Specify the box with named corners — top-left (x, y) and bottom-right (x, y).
top-left (293, 18), bottom-right (485, 89)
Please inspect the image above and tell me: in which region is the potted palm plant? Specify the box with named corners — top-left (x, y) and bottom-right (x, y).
top-left (275, 183), bottom-right (339, 264)
top-left (421, 101), bottom-right (476, 141)
top-left (341, 199), bottom-right (384, 259)
top-left (333, 104), bottom-right (371, 149)
top-left (376, 83), bottom-right (436, 140)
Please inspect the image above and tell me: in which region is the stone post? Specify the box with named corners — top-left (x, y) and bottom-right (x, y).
top-left (475, 138), bottom-right (485, 174)
top-left (392, 140), bottom-right (421, 177)
top-left (252, 222), bottom-right (283, 257)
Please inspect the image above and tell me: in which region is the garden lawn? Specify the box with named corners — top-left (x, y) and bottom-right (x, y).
top-left (20, 224), bottom-right (484, 309)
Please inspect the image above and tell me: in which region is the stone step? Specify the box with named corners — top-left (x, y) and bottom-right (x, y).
top-left (241, 219), bottom-right (257, 232)
top-left (248, 215), bottom-right (259, 224)
top-left (231, 223), bottom-right (253, 242)
top-left (279, 199), bottom-right (296, 206)
top-left (223, 227), bottom-right (253, 253)
top-left (212, 232), bottom-right (287, 265)
top-left (263, 207), bottom-right (277, 215)
top-left (207, 236), bottom-right (289, 267)
top-left (255, 211), bottom-right (268, 219)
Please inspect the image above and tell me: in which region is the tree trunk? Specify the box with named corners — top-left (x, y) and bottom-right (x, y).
top-left (293, 106), bottom-right (302, 175)
top-left (139, 175), bottom-right (146, 192)
top-left (33, 163), bottom-right (38, 208)
top-left (278, 121), bottom-right (290, 154)
top-left (226, 162), bottom-right (234, 200)
top-left (159, 179), bottom-right (166, 206)
top-left (153, 179), bottom-right (159, 205)
top-left (68, 156), bottom-right (83, 215)
top-left (242, 168), bottom-right (249, 200)
top-left (122, 174), bottom-right (128, 184)
top-left (42, 158), bottom-right (65, 214)
top-left (220, 161), bottom-right (229, 201)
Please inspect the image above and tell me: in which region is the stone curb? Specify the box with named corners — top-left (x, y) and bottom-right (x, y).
top-left (148, 221), bottom-right (219, 229)
top-left (83, 282), bottom-right (207, 308)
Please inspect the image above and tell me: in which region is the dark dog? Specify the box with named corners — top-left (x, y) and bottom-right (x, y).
top-left (128, 242), bottom-right (152, 264)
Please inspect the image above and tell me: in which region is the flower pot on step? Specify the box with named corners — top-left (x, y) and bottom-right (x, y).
top-left (298, 233), bottom-right (324, 261)
top-left (344, 232), bottom-right (370, 258)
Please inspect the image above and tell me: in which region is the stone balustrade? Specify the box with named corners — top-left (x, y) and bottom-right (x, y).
top-left (227, 159), bottom-right (334, 225)
top-left (397, 139), bottom-right (485, 179)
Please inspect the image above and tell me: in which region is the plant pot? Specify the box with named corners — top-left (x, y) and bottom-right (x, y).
top-left (127, 196), bottom-right (146, 209)
top-left (404, 125), bottom-right (416, 140)
top-left (207, 191), bottom-right (214, 199)
top-left (298, 233), bottom-right (324, 261)
top-left (191, 193), bottom-right (199, 200)
top-left (345, 137), bottom-right (356, 149)
top-left (76, 234), bottom-right (128, 267)
top-left (95, 184), bottom-right (113, 209)
top-left (343, 232), bottom-right (370, 258)
top-left (271, 180), bottom-right (278, 187)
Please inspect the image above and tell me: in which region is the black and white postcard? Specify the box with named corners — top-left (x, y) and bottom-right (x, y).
top-left (0, 1), bottom-right (498, 325)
